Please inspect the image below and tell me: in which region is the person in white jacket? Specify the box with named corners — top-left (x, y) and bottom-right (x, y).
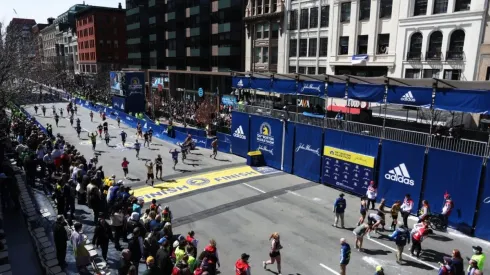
top-left (366, 181), bottom-right (377, 210)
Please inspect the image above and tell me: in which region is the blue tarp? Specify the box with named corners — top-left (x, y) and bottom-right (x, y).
top-left (387, 86), bottom-right (432, 107)
top-left (435, 88), bottom-right (490, 114)
top-left (348, 83), bottom-right (384, 103)
top-left (474, 162), bottom-right (490, 240)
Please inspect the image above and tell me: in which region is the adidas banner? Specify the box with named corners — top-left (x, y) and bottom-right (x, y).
top-left (249, 115), bottom-right (284, 170)
top-left (377, 141), bottom-right (425, 211)
top-left (475, 163), bottom-right (490, 240)
top-left (387, 86), bottom-right (432, 107)
top-left (423, 149), bottom-right (483, 227)
top-left (231, 112), bottom-right (250, 158)
top-left (322, 146), bottom-right (375, 196)
top-left (293, 124), bottom-right (323, 182)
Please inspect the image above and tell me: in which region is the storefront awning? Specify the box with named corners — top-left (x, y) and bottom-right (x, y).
top-left (327, 105), bottom-right (361, 115)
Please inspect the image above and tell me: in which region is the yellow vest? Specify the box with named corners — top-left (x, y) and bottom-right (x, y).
top-left (469, 253), bottom-right (486, 271)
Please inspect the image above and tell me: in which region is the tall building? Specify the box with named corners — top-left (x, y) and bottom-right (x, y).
top-left (75, 4), bottom-right (127, 74)
top-left (244, 0), bottom-right (286, 73)
top-left (5, 18), bottom-right (37, 62)
top-left (126, 0), bottom-right (246, 72)
top-left (32, 23), bottom-right (49, 62)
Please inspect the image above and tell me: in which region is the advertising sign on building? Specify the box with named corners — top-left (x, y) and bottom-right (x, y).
top-left (110, 71), bottom-right (124, 96)
top-left (150, 72), bottom-right (169, 90)
top-left (124, 72), bottom-right (146, 114)
top-left (322, 146), bottom-right (375, 196)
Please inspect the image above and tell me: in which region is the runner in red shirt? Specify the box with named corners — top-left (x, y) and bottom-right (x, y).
top-left (235, 253), bottom-right (251, 275)
top-left (121, 157), bottom-right (129, 179)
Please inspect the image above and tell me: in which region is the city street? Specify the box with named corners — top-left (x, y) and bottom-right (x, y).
top-left (24, 101), bottom-right (490, 275)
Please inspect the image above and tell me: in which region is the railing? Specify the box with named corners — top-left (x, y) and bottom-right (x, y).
top-left (237, 105), bottom-right (490, 157)
top-left (407, 51), bottom-right (422, 60)
top-left (426, 51), bottom-right (442, 61)
top-left (446, 50), bottom-right (464, 61)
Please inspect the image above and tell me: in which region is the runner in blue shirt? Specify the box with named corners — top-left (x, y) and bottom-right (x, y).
top-left (120, 130), bottom-right (127, 146)
top-left (134, 140), bottom-right (141, 159)
top-left (170, 148), bottom-right (180, 170)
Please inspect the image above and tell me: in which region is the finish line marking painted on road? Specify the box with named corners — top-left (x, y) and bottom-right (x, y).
top-left (319, 263), bottom-right (340, 275)
top-left (133, 166), bottom-right (279, 201)
top-left (367, 237), bottom-right (438, 270)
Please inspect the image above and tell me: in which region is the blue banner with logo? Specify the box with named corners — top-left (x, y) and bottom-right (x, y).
top-left (326, 82), bottom-right (346, 98)
top-left (423, 149), bottom-right (483, 227)
top-left (232, 76), bottom-right (249, 89)
top-left (325, 129), bottom-right (379, 157)
top-left (283, 122), bottom-right (295, 173)
top-left (298, 81), bottom-right (325, 96)
top-left (293, 124), bottom-right (323, 182)
top-left (272, 79), bottom-right (296, 94)
top-left (322, 146), bottom-right (376, 196)
top-left (377, 141), bottom-right (425, 210)
top-left (435, 88), bottom-right (490, 114)
top-left (348, 83), bottom-right (385, 103)
top-left (387, 86), bottom-right (432, 107)
top-left (251, 77), bottom-right (272, 92)
top-left (216, 132), bottom-right (232, 144)
top-left (475, 162), bottom-right (490, 240)
top-left (125, 72), bottom-right (145, 114)
top-left (112, 95), bottom-right (126, 112)
top-left (250, 115), bottom-right (283, 170)
top-left (231, 112), bottom-right (250, 158)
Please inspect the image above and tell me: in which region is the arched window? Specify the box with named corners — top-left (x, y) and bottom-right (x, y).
top-left (407, 32), bottom-right (423, 60)
top-left (447, 30), bottom-right (465, 60)
top-left (427, 31), bottom-right (443, 60)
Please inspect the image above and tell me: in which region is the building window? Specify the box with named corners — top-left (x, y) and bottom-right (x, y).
top-left (405, 69), bottom-right (421, 78)
top-left (300, 8), bottom-right (309, 29)
top-left (307, 67), bottom-right (316, 75)
top-left (339, 36), bottom-right (349, 55)
top-left (99, 40), bottom-right (104, 47)
top-left (270, 47), bottom-right (278, 65)
top-left (380, 0), bottom-right (392, 18)
top-left (289, 66), bottom-right (296, 73)
top-left (423, 69), bottom-right (440, 78)
top-left (298, 67), bottom-right (306, 74)
top-left (413, 0), bottom-right (428, 16)
top-left (377, 34), bottom-right (389, 54)
top-left (359, 0), bottom-right (370, 21)
top-left (486, 67), bottom-right (490, 80)
top-left (407, 32), bottom-right (423, 60)
top-left (299, 39), bottom-right (308, 57)
top-left (290, 39), bottom-right (297, 57)
top-left (447, 30), bottom-right (465, 60)
top-left (340, 2), bottom-right (351, 23)
top-left (310, 7), bottom-right (318, 28)
top-left (320, 6), bottom-right (329, 27)
top-left (357, 35), bottom-right (368, 54)
top-left (263, 47), bottom-right (269, 63)
top-left (318, 67), bottom-right (326, 74)
top-left (114, 41), bottom-right (119, 49)
top-left (168, 39), bottom-right (176, 50)
top-left (255, 24), bottom-right (262, 39)
top-left (288, 10), bottom-right (298, 30)
top-left (319, 38), bottom-right (328, 56)
top-left (114, 28), bottom-right (118, 35)
top-left (455, 0), bottom-right (471, 12)
top-left (263, 23), bottom-right (270, 38)
top-left (444, 69), bottom-right (461, 80)
top-left (271, 22), bottom-right (279, 39)
top-left (308, 38), bottom-right (317, 57)
top-left (427, 31), bottom-right (443, 60)
top-left (254, 47), bottom-right (261, 62)
top-left (433, 0), bottom-right (448, 14)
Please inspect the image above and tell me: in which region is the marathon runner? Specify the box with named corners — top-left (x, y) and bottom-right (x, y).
top-left (155, 154), bottom-right (163, 179)
top-left (76, 124), bottom-right (81, 138)
top-left (210, 137), bottom-right (218, 159)
top-left (104, 131), bottom-right (110, 145)
top-left (148, 127), bottom-right (153, 143)
top-left (54, 113), bottom-right (59, 127)
top-left (97, 124), bottom-right (103, 138)
top-left (134, 140), bottom-right (141, 158)
top-left (74, 105), bottom-right (77, 114)
top-left (90, 110), bottom-right (94, 122)
top-left (103, 121), bottom-right (108, 134)
top-left (69, 114), bottom-right (74, 126)
top-left (170, 148), bottom-right (180, 170)
top-left (34, 105), bottom-right (38, 114)
top-left (145, 160), bottom-right (155, 186)
top-left (52, 105), bottom-right (56, 116)
top-left (116, 115), bottom-right (121, 127)
top-left (121, 157), bottom-right (129, 179)
top-left (120, 130), bottom-right (127, 146)
top-left (88, 132), bottom-right (97, 150)
top-left (59, 108), bottom-right (64, 117)
top-left (42, 105), bottom-right (46, 116)
top-left (143, 131), bottom-right (150, 147)
top-left (136, 122), bottom-right (143, 138)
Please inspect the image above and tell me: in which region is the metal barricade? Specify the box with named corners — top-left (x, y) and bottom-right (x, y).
top-left (384, 127), bottom-right (429, 146)
top-left (324, 118), bottom-right (383, 138)
top-left (429, 135), bottom-right (487, 157)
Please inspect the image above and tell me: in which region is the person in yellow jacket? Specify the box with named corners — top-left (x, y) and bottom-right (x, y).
top-left (467, 246), bottom-right (486, 272)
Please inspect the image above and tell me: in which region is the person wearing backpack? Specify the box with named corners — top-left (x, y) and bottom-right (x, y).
top-left (235, 253), bottom-right (251, 275)
top-left (390, 225), bottom-right (410, 264)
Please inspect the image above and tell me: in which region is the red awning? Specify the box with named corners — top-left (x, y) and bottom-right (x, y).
top-left (327, 105), bottom-right (361, 115)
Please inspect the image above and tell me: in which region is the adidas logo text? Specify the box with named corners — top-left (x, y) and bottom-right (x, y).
top-left (233, 125), bottom-right (246, 140)
top-left (400, 91), bottom-right (416, 102)
top-left (385, 163), bottom-right (415, 186)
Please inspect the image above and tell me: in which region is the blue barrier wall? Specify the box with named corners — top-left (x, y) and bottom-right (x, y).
top-left (249, 115), bottom-right (283, 170)
top-left (377, 141), bottom-right (426, 211)
top-left (324, 129), bottom-right (379, 157)
top-left (231, 112), bottom-right (250, 157)
top-left (283, 122), bottom-right (295, 173)
top-left (475, 162), bottom-right (490, 240)
top-left (423, 149), bottom-right (483, 227)
top-left (293, 124), bottom-right (323, 182)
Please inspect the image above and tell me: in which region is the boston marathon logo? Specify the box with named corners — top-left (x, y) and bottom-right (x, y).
top-left (257, 122), bottom-right (274, 155)
top-left (186, 178), bottom-right (210, 186)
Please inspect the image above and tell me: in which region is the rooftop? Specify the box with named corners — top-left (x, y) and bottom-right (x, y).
top-left (75, 5), bottom-right (125, 18)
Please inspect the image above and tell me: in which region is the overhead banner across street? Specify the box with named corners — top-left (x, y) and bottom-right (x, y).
top-left (322, 146), bottom-right (375, 196)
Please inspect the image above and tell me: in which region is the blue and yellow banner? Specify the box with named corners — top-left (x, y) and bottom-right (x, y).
top-left (323, 146), bottom-right (375, 168)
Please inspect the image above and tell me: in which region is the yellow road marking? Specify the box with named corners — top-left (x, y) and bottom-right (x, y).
top-left (133, 166), bottom-right (279, 201)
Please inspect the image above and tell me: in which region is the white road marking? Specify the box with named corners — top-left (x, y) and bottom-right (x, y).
top-left (319, 263), bottom-right (340, 275)
top-left (242, 183), bottom-right (266, 194)
top-left (367, 237), bottom-right (438, 270)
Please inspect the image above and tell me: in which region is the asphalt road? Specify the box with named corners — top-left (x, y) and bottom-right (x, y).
top-left (23, 100), bottom-right (490, 275)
